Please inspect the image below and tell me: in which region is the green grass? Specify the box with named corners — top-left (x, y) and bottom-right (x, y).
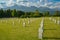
top-left (43, 17), bottom-right (60, 40)
top-left (0, 18), bottom-right (42, 40)
top-left (0, 17), bottom-right (60, 40)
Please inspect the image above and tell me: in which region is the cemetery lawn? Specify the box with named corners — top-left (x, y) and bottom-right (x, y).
top-left (0, 17), bottom-right (60, 40)
top-left (0, 18), bottom-right (42, 40)
top-left (43, 17), bottom-right (60, 40)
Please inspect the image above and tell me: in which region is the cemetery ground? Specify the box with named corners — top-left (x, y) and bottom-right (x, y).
top-left (0, 17), bottom-right (60, 40)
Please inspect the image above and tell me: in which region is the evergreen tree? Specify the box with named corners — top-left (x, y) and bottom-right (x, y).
top-left (44, 11), bottom-right (50, 16)
top-left (11, 9), bottom-right (17, 17)
top-left (34, 10), bottom-right (40, 17)
top-left (54, 10), bottom-right (60, 17)
top-left (0, 9), bottom-right (4, 18)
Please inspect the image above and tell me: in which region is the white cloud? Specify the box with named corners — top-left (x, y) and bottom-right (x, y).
top-left (26, 2), bottom-right (30, 7)
top-left (48, 2), bottom-right (60, 9)
top-left (17, 0), bottom-right (24, 3)
top-left (0, 0), bottom-right (60, 9)
top-left (40, 0), bottom-right (42, 2)
top-left (0, 4), bottom-right (3, 8)
top-left (6, 0), bottom-right (15, 7)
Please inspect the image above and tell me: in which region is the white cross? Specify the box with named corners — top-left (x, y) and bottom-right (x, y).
top-left (19, 20), bottom-right (20, 23)
top-left (57, 20), bottom-right (60, 24)
top-left (12, 21), bottom-right (14, 25)
top-left (23, 22), bottom-right (26, 27)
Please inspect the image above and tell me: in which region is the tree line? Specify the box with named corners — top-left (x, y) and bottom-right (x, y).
top-left (0, 9), bottom-right (60, 18)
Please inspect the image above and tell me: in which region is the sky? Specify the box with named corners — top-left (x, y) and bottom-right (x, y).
top-left (0, 0), bottom-right (60, 9)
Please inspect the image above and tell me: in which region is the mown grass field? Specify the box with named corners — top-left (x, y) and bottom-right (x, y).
top-left (0, 17), bottom-right (60, 40)
top-left (43, 17), bottom-right (60, 40)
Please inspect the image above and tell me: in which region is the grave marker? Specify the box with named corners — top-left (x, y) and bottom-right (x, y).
top-left (19, 20), bottom-right (20, 23)
top-left (57, 20), bottom-right (60, 24)
top-left (22, 19), bottom-right (26, 27)
top-left (1, 20), bottom-right (3, 23)
top-left (54, 20), bottom-right (57, 23)
top-left (28, 19), bottom-right (30, 24)
top-left (12, 21), bottom-right (14, 26)
top-left (5, 20), bottom-right (7, 23)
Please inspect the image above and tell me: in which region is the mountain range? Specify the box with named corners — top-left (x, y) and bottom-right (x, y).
top-left (1, 4), bottom-right (60, 14)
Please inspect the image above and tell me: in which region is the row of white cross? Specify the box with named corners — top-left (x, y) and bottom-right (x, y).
top-left (38, 17), bottom-right (60, 40)
top-left (38, 18), bottom-right (44, 40)
top-left (49, 17), bottom-right (60, 25)
top-left (22, 18), bottom-right (36, 27)
top-left (0, 19), bottom-right (30, 26)
top-left (0, 18), bottom-right (39, 27)
top-left (22, 18), bottom-right (40, 27)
